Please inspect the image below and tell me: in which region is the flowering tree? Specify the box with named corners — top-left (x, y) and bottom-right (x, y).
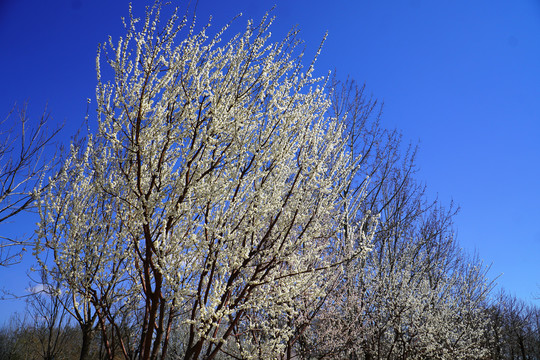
top-left (296, 78), bottom-right (493, 360)
top-left (35, 4), bottom-right (373, 360)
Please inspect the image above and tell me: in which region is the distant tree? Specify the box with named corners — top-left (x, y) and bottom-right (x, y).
top-left (24, 272), bottom-right (75, 360)
top-left (0, 304), bottom-right (83, 360)
top-left (0, 314), bottom-right (24, 360)
top-left (35, 3), bottom-right (374, 360)
top-left (0, 103), bottom-right (59, 265)
top-left (486, 291), bottom-right (540, 360)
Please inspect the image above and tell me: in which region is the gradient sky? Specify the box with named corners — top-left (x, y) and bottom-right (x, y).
top-left (1, 0), bottom-right (539, 322)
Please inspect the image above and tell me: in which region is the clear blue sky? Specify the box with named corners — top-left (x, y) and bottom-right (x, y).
top-left (1, 0), bottom-right (539, 322)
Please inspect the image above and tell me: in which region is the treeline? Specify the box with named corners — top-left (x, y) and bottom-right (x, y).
top-left (1, 291), bottom-right (539, 359)
top-left (486, 292), bottom-right (540, 360)
top-left (1, 3), bottom-right (539, 359)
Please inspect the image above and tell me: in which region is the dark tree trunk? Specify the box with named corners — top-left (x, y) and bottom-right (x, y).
top-left (79, 323), bottom-right (94, 360)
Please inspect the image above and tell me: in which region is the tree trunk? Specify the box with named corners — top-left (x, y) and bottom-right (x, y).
top-left (79, 323), bottom-right (94, 360)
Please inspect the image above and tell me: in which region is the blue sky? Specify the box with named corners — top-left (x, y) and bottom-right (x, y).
top-left (1, 0), bottom-right (539, 322)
